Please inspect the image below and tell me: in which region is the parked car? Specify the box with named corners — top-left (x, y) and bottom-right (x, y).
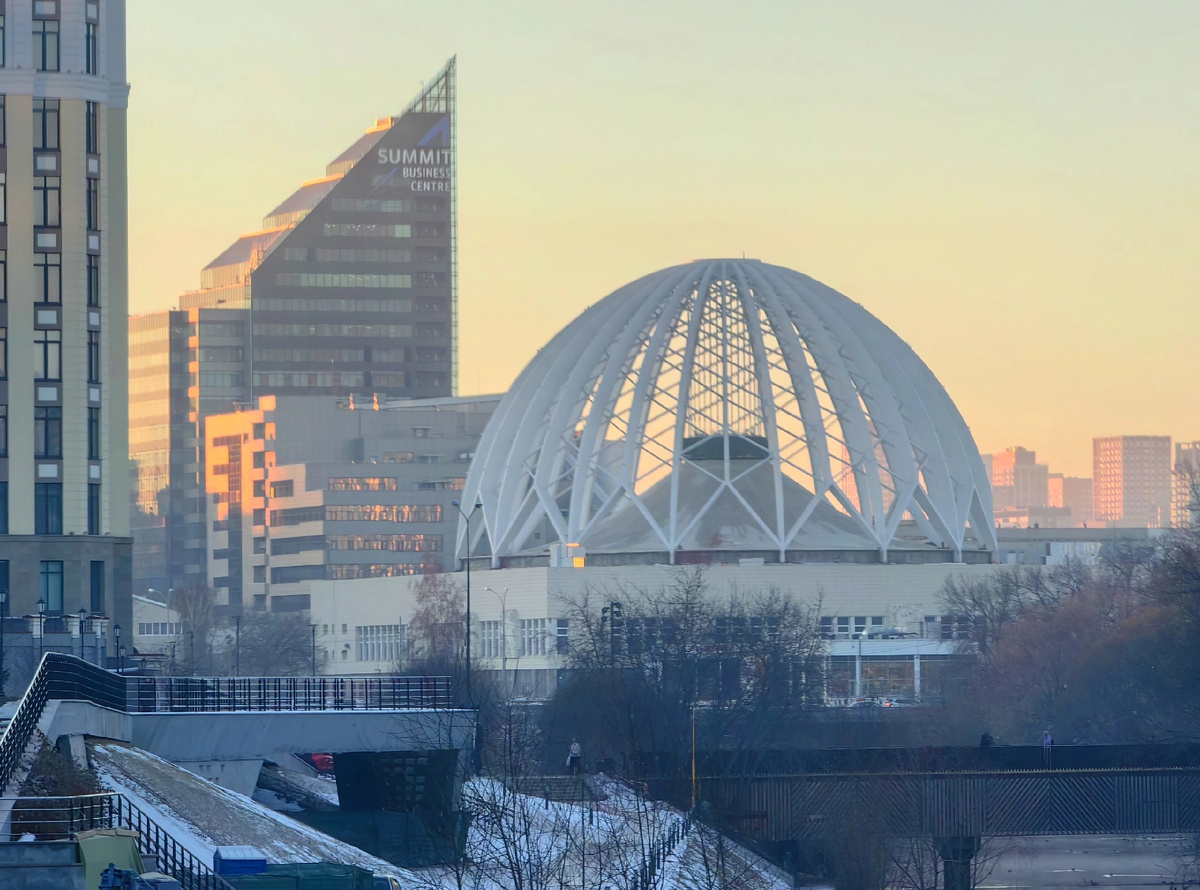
top-left (374, 875), bottom-right (403, 890)
top-left (847, 699), bottom-right (878, 709)
top-left (883, 697), bottom-right (920, 708)
top-left (309, 753), bottom-right (334, 772)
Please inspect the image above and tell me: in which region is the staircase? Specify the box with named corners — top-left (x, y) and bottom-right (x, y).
top-left (504, 774), bottom-right (607, 802)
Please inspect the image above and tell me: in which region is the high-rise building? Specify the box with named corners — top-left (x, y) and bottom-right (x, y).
top-left (1, 0), bottom-right (132, 633)
top-left (1172, 441), bottom-right (1200, 529)
top-left (129, 58), bottom-right (457, 597)
top-left (1093, 436), bottom-right (1172, 528)
top-left (204, 393), bottom-right (498, 613)
top-left (129, 308), bottom-right (249, 595)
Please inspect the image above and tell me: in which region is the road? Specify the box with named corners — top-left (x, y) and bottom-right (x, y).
top-left (981, 835), bottom-right (1194, 889)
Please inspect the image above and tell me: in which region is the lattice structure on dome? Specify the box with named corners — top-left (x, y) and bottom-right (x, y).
top-left (461, 259), bottom-right (995, 565)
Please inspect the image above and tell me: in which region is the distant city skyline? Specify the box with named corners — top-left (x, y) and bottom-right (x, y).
top-left (125, 1), bottom-right (1200, 477)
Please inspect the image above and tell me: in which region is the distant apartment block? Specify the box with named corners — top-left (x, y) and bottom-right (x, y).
top-left (991, 446), bottom-right (1049, 509)
top-left (1048, 474), bottom-right (1093, 526)
top-left (1173, 441), bottom-right (1200, 529)
top-left (1093, 436), bottom-right (1172, 528)
top-left (204, 393), bottom-right (499, 613)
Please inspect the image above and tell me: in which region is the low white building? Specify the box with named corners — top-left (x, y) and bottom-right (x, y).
top-left (308, 561), bottom-right (1000, 699)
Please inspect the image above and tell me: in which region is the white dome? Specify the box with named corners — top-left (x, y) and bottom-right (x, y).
top-left (461, 259), bottom-right (995, 565)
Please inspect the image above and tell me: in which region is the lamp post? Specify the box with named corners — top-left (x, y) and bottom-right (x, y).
top-left (0, 588), bottom-right (7, 696)
top-left (95, 624), bottom-right (104, 668)
top-left (119, 645), bottom-right (126, 675)
top-left (113, 623), bottom-right (121, 671)
top-left (451, 498), bottom-right (483, 694)
top-left (36, 598), bottom-right (47, 659)
top-left (78, 608), bottom-right (88, 660)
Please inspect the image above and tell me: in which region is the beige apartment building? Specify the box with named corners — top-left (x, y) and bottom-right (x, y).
top-left (1, 0), bottom-right (131, 633)
top-left (1093, 435), bottom-right (1172, 528)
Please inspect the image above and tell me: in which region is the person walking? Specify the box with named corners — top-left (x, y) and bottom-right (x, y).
top-left (566, 738), bottom-right (583, 776)
top-left (1042, 730), bottom-right (1054, 767)
top-left (980, 731), bottom-right (994, 747)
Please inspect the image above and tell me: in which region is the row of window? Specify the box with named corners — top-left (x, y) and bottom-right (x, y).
top-left (22, 481), bottom-right (102, 534)
top-left (26, 17), bottom-right (101, 75)
top-left (257, 297), bottom-right (413, 314)
top-left (478, 619), bottom-right (571, 659)
top-left (268, 504), bottom-right (443, 526)
top-left (0, 405), bottom-right (100, 460)
top-left (0, 96), bottom-right (100, 153)
top-left (251, 371), bottom-right (365, 389)
top-left (0, 329), bottom-right (101, 383)
top-left (323, 223), bottom-right (411, 239)
top-left (274, 273), bottom-right (413, 289)
top-left (283, 248), bottom-right (415, 264)
top-left (137, 622), bottom-right (183, 637)
top-left (327, 477), bottom-right (398, 491)
top-left (0, 559), bottom-right (105, 617)
top-left (251, 323), bottom-right (416, 338)
top-left (355, 624), bottom-right (405, 663)
top-left (0, 252), bottom-right (101, 306)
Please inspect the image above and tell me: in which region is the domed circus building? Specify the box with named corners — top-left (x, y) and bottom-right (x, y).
top-left (309, 260), bottom-right (1002, 699)
top-left (461, 258), bottom-right (995, 566)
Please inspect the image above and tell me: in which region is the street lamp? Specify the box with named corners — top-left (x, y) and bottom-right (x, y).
top-left (113, 623), bottom-right (121, 670)
top-left (78, 608), bottom-right (88, 660)
top-left (119, 645), bottom-right (126, 675)
top-left (451, 498), bottom-right (483, 694)
top-left (36, 598), bottom-right (47, 659)
top-left (95, 623), bottom-right (104, 668)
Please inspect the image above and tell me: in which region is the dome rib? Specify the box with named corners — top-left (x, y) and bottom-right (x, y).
top-left (461, 259), bottom-right (996, 566)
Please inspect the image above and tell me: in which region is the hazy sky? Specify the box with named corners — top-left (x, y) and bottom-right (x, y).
top-left (127, 1), bottom-right (1200, 477)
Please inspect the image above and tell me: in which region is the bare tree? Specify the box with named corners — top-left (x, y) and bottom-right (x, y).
top-left (232, 613), bottom-right (320, 676)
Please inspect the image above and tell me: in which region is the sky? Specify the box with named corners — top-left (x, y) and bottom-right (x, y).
top-left (126, 1), bottom-right (1200, 478)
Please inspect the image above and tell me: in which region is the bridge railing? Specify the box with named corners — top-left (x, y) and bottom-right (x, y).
top-left (3, 793), bottom-right (235, 890)
top-left (127, 674), bottom-right (454, 712)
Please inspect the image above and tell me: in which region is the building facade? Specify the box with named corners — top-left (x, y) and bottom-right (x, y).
top-left (1093, 435), bottom-right (1172, 527)
top-left (128, 57), bottom-right (458, 598)
top-left (128, 307), bottom-right (250, 595)
top-left (204, 393), bottom-right (498, 613)
top-left (0, 0), bottom-right (131, 635)
top-left (1173, 441), bottom-right (1200, 529)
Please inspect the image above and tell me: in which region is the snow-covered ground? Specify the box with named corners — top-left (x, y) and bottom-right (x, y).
top-left (91, 741), bottom-right (788, 889)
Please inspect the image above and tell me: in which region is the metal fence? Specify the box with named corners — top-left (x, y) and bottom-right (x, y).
top-left (127, 674), bottom-right (454, 712)
top-left (3, 793), bottom-right (235, 890)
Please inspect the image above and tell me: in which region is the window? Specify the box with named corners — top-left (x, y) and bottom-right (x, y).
top-left (85, 22), bottom-right (98, 75)
top-left (355, 625), bottom-right (406, 663)
top-left (520, 619), bottom-right (547, 657)
top-left (322, 223), bottom-right (411, 238)
top-left (0, 172), bottom-right (5, 224)
top-left (274, 272), bottom-right (412, 289)
top-left (0, 327), bottom-right (6, 378)
top-left (34, 177), bottom-right (61, 227)
top-left (35, 330), bottom-right (62, 380)
top-left (34, 20), bottom-right (59, 72)
top-left (35, 484), bottom-right (62, 534)
top-left (326, 534), bottom-right (440, 551)
top-left (34, 406), bottom-right (62, 458)
top-left (252, 565), bottom-right (265, 583)
top-left (0, 561), bottom-right (7, 610)
top-left (252, 537), bottom-right (266, 554)
top-left (90, 561), bottom-right (105, 614)
top-left (87, 484), bottom-right (100, 534)
top-left (0, 483), bottom-right (6, 535)
top-left (87, 255), bottom-right (99, 306)
top-left (39, 560), bottom-right (64, 614)
top-left (87, 331), bottom-right (101, 382)
top-left (252, 480), bottom-right (265, 498)
top-left (86, 177), bottom-right (100, 230)
top-left (480, 621), bottom-right (504, 659)
top-left (88, 407), bottom-right (100, 459)
top-left (33, 99), bottom-right (59, 149)
top-left (0, 404), bottom-right (6, 456)
top-left (557, 619), bottom-right (570, 655)
top-left (35, 253), bottom-right (61, 303)
top-left (0, 18), bottom-right (5, 68)
top-left (86, 101), bottom-right (98, 153)
top-left (270, 480), bottom-right (293, 498)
